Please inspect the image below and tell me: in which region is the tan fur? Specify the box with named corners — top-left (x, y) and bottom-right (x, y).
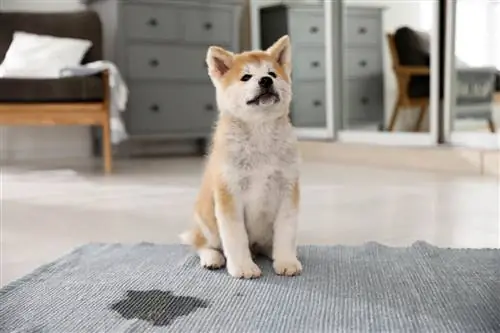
top-left (219, 51), bottom-right (290, 89)
top-left (292, 181), bottom-right (300, 210)
top-left (188, 116), bottom-right (237, 249)
top-left (193, 169), bottom-right (217, 237)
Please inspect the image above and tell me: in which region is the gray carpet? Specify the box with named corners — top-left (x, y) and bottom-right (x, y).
top-left (1, 242), bottom-right (499, 333)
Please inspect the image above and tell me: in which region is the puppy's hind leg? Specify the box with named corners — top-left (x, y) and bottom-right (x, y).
top-left (180, 215), bottom-right (225, 270)
top-left (198, 248), bottom-right (225, 270)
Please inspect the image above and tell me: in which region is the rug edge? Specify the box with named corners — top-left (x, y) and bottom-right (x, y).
top-left (1, 244), bottom-right (91, 296)
top-left (0, 243), bottom-right (191, 294)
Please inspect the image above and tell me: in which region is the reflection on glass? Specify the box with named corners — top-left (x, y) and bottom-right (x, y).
top-left (342, 2), bottom-right (434, 133)
top-left (452, 0), bottom-right (499, 133)
top-left (259, 1), bottom-right (327, 128)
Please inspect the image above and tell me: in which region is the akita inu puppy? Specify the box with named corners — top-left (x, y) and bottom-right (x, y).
top-left (181, 35), bottom-right (301, 279)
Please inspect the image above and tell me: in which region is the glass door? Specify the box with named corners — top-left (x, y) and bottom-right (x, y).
top-left (443, 0), bottom-right (500, 149)
top-left (335, 0), bottom-right (440, 146)
top-left (251, 0), bottom-right (335, 140)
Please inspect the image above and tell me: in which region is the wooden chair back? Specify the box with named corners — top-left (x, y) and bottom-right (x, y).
top-left (386, 33), bottom-right (400, 71)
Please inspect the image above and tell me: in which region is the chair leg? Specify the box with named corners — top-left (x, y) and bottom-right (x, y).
top-left (388, 99), bottom-right (402, 131)
top-left (102, 118), bottom-right (113, 174)
top-left (487, 117), bottom-right (496, 133)
top-left (414, 104), bottom-right (428, 132)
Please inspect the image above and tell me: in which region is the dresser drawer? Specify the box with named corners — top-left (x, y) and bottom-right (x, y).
top-left (127, 44), bottom-right (208, 81)
top-left (123, 5), bottom-right (180, 41)
top-left (291, 81), bottom-right (326, 127)
top-left (127, 83), bottom-right (217, 134)
top-left (289, 11), bottom-right (324, 44)
top-left (345, 78), bottom-right (383, 125)
top-left (181, 8), bottom-right (234, 45)
top-left (345, 15), bottom-right (380, 46)
top-left (293, 47), bottom-right (325, 80)
top-left (345, 48), bottom-right (381, 78)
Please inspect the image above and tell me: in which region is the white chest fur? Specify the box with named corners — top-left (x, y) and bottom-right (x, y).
top-left (220, 118), bottom-right (300, 247)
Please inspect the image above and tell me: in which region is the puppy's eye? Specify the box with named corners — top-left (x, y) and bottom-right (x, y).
top-left (268, 72), bottom-right (277, 78)
top-left (240, 74), bottom-right (252, 82)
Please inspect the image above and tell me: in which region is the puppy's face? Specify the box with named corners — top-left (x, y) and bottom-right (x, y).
top-left (206, 35), bottom-right (292, 121)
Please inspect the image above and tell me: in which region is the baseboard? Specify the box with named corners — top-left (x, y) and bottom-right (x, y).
top-left (298, 141), bottom-right (499, 176)
top-left (0, 145), bottom-right (91, 163)
top-left (0, 126), bottom-right (92, 163)
top-left (2, 137), bottom-right (497, 177)
top-left (120, 138), bottom-right (204, 158)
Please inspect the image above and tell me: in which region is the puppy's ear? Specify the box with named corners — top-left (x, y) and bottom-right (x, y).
top-left (206, 46), bottom-right (234, 79)
top-left (266, 35), bottom-right (291, 74)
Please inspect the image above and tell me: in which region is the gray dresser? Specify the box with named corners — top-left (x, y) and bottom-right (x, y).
top-left (117, 0), bottom-right (242, 141)
top-left (260, 4), bottom-right (384, 129)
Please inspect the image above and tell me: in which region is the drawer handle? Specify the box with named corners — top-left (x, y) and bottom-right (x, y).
top-left (361, 97), bottom-right (369, 105)
top-left (310, 26), bottom-right (319, 34)
top-left (149, 59), bottom-right (159, 67)
top-left (204, 22), bottom-right (213, 30)
top-left (150, 104), bottom-right (160, 112)
top-left (313, 100), bottom-right (322, 107)
top-left (311, 61), bottom-right (320, 68)
top-left (204, 104), bottom-right (214, 112)
top-left (358, 27), bottom-right (367, 34)
top-left (359, 60), bottom-right (367, 67)
top-left (148, 18), bottom-right (158, 27)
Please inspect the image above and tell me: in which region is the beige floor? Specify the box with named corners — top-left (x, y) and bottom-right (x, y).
top-left (1, 157), bottom-right (499, 287)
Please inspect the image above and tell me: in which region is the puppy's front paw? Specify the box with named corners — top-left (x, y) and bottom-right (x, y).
top-left (273, 257), bottom-right (302, 276)
top-left (199, 249), bottom-right (226, 270)
top-left (227, 260), bottom-right (262, 279)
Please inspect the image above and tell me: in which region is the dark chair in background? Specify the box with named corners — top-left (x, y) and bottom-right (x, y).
top-left (387, 31), bottom-right (430, 132)
top-left (387, 26), bottom-right (498, 133)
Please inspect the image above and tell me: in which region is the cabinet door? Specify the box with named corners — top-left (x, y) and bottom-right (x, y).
top-left (123, 4), bottom-right (180, 41)
top-left (289, 10), bottom-right (324, 44)
top-left (292, 81), bottom-right (327, 128)
top-left (127, 83), bottom-right (217, 135)
top-left (127, 45), bottom-right (209, 82)
top-left (345, 77), bottom-right (384, 128)
top-left (181, 8), bottom-right (234, 45)
top-left (293, 46), bottom-right (326, 80)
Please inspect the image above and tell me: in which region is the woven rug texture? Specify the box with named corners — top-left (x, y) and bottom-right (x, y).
top-left (1, 242), bottom-right (499, 333)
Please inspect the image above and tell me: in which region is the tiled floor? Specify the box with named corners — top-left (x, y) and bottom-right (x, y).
top-left (1, 157), bottom-right (499, 287)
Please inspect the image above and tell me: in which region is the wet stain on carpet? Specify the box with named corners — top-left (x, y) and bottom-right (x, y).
top-left (110, 290), bottom-right (209, 326)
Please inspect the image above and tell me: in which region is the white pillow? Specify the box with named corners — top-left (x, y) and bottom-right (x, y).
top-left (0, 31), bottom-right (92, 78)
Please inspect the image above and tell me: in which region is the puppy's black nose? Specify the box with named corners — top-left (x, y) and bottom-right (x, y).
top-left (258, 76), bottom-right (273, 89)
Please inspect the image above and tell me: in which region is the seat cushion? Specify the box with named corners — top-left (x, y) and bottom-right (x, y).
top-left (408, 76), bottom-right (430, 98)
top-left (0, 75), bottom-right (104, 103)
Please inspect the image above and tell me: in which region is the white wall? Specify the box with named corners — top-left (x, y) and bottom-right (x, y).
top-left (0, 0), bottom-right (91, 162)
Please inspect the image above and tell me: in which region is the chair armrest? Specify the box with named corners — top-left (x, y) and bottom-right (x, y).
top-left (396, 66), bottom-right (430, 75)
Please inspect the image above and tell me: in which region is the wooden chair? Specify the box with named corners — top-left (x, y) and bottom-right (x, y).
top-left (0, 70), bottom-right (112, 174)
top-left (386, 33), bottom-right (430, 132)
top-left (0, 11), bottom-right (112, 173)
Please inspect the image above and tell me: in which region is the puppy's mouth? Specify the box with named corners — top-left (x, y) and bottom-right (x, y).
top-left (246, 90), bottom-right (280, 106)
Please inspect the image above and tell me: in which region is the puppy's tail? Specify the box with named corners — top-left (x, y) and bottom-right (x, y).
top-left (179, 229), bottom-right (196, 245)
top-left (179, 226), bottom-right (207, 249)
